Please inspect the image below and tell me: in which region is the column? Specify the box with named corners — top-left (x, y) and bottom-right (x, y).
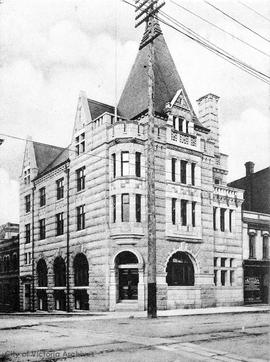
top-left (109, 267), bottom-right (116, 311)
top-left (138, 268), bottom-right (145, 311)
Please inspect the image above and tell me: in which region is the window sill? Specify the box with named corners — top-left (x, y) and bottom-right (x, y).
top-left (167, 285), bottom-right (197, 289)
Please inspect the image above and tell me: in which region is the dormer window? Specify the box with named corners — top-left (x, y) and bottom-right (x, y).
top-left (75, 132), bottom-right (85, 156)
top-left (24, 168), bottom-right (31, 185)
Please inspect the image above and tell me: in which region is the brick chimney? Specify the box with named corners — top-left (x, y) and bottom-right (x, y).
top-left (197, 93), bottom-right (220, 154)
top-left (245, 161), bottom-right (255, 176)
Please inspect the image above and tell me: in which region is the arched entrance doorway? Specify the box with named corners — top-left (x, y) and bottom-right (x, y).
top-left (53, 256), bottom-right (66, 311)
top-left (116, 251), bottom-right (139, 301)
top-left (109, 249), bottom-right (145, 311)
top-left (73, 253), bottom-right (89, 310)
top-left (36, 259), bottom-right (48, 311)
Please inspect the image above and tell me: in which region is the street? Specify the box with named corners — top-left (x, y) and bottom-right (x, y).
top-left (0, 310), bottom-right (269, 361)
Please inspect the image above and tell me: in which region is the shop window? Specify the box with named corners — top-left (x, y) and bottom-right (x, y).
top-left (74, 253), bottom-right (89, 286)
top-left (166, 252), bottom-right (194, 286)
top-left (37, 259), bottom-right (48, 287)
top-left (54, 257), bottom-right (66, 287)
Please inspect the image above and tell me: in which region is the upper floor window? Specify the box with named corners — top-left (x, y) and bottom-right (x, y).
top-left (181, 199), bottom-right (187, 226)
top-left (249, 234), bottom-right (256, 259)
top-left (180, 160), bottom-right (187, 184)
top-left (39, 187), bottom-right (46, 207)
top-left (171, 198), bottom-right (176, 225)
top-left (186, 120), bottom-right (189, 134)
top-left (263, 235), bottom-right (269, 259)
top-left (171, 158), bottom-right (176, 182)
top-left (220, 257), bottom-right (226, 267)
top-left (112, 153), bottom-right (116, 178)
top-left (191, 163), bottom-right (196, 186)
top-left (12, 253), bottom-right (18, 270)
top-left (121, 152), bottom-right (129, 176)
top-left (179, 117), bottom-right (183, 132)
top-left (112, 195), bottom-right (116, 223)
top-left (75, 132), bottom-right (85, 156)
top-left (214, 178), bottom-right (220, 185)
top-left (77, 205), bottom-right (85, 231)
top-left (135, 152), bottom-right (141, 177)
top-left (56, 212), bottom-right (64, 236)
top-left (24, 252), bottom-right (31, 265)
top-left (136, 194), bottom-right (141, 222)
top-left (76, 167), bottom-right (85, 192)
top-left (25, 224), bottom-right (31, 244)
top-left (192, 201), bottom-right (196, 227)
top-left (121, 194), bottom-right (129, 222)
top-left (24, 168), bottom-right (31, 185)
top-left (56, 178), bottom-right (64, 200)
top-left (39, 219), bottom-right (46, 240)
top-left (213, 207), bottom-right (217, 230)
top-left (25, 194), bottom-right (31, 213)
top-left (229, 210), bottom-right (233, 232)
top-left (220, 208), bottom-right (226, 232)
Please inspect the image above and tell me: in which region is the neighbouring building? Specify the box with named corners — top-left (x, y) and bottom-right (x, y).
top-left (19, 17), bottom-right (244, 312)
top-left (0, 223), bottom-right (19, 312)
top-left (229, 163), bottom-right (270, 304)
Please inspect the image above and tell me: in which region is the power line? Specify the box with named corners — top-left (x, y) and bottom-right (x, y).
top-left (238, 1), bottom-right (270, 23)
top-left (170, 0), bottom-right (270, 58)
top-left (159, 10), bottom-right (270, 83)
top-left (204, 1), bottom-right (270, 43)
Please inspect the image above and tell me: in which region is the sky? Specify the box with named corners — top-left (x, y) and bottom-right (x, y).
top-left (0, 0), bottom-right (269, 225)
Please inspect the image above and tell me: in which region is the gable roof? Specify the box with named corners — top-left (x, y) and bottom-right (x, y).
top-left (33, 142), bottom-right (68, 177)
top-left (87, 99), bottom-right (121, 121)
top-left (117, 28), bottom-right (203, 127)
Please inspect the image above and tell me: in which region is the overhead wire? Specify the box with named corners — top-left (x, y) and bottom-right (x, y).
top-left (238, 0), bottom-right (270, 24)
top-left (122, 0), bottom-right (270, 85)
top-left (170, 0), bottom-right (270, 58)
top-left (204, 0), bottom-right (270, 43)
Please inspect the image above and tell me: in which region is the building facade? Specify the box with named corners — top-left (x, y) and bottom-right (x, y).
top-left (19, 21), bottom-right (244, 312)
top-left (229, 163), bottom-right (270, 304)
top-left (0, 223), bottom-right (19, 312)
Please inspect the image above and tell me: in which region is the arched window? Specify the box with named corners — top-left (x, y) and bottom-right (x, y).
top-left (54, 257), bottom-right (66, 287)
top-left (37, 259), bottom-right (48, 287)
top-left (166, 252), bottom-right (194, 286)
top-left (74, 253), bottom-right (89, 286)
top-left (115, 251), bottom-right (138, 265)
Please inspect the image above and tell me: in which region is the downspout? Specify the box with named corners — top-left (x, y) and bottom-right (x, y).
top-left (31, 185), bottom-right (36, 312)
top-left (65, 163), bottom-right (70, 312)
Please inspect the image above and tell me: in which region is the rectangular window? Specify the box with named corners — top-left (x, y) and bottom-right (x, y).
top-left (263, 236), bottom-right (269, 259)
top-left (172, 116), bottom-right (176, 129)
top-left (24, 168), bottom-right (30, 185)
top-left (135, 152), bottom-right (141, 177)
top-left (180, 160), bottom-right (187, 184)
top-left (76, 166), bottom-right (85, 192)
top-left (171, 158), bottom-right (176, 182)
top-left (56, 178), bottom-right (64, 200)
top-left (136, 194), bottom-right (141, 222)
top-left (214, 270), bottom-right (217, 286)
top-left (77, 205), bottom-right (85, 231)
top-left (230, 258), bottom-right (234, 268)
top-left (121, 152), bottom-right (129, 176)
top-left (39, 219), bottom-right (46, 240)
top-left (229, 210), bottom-right (233, 232)
top-left (25, 195), bottom-right (31, 213)
top-left (230, 271), bottom-right (234, 286)
top-left (186, 120), bottom-right (189, 133)
top-left (213, 207), bottom-right (217, 230)
top-left (220, 208), bottom-right (226, 232)
top-left (181, 199), bottom-right (187, 226)
top-left (112, 195), bottom-right (116, 223)
top-left (75, 132), bottom-right (85, 156)
top-left (192, 201), bottom-right (196, 227)
top-left (221, 270), bottom-right (226, 286)
top-left (191, 163), bottom-right (196, 186)
top-left (121, 194), bottom-right (129, 222)
top-left (56, 212), bottom-right (64, 236)
top-left (179, 117), bottom-right (183, 132)
top-left (112, 153), bottom-right (116, 178)
top-left (214, 257), bottom-right (218, 267)
top-left (39, 187), bottom-right (46, 207)
top-left (172, 198), bottom-right (176, 225)
top-left (221, 258), bottom-right (226, 267)
top-left (25, 224), bottom-right (31, 244)
top-left (249, 235), bottom-right (255, 258)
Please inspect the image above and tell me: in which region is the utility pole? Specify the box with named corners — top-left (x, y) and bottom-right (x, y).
top-left (135, 0), bottom-right (165, 318)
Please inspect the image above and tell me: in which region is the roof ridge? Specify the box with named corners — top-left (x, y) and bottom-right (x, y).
top-left (87, 98), bottom-right (114, 109)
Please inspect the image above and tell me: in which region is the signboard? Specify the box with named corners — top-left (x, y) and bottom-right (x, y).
top-left (244, 276), bottom-right (262, 303)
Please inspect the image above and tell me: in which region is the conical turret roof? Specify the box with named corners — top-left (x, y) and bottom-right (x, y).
top-left (117, 26), bottom-right (201, 126)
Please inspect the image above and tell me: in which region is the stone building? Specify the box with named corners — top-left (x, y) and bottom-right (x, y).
top-left (229, 163), bottom-right (270, 304)
top-left (0, 222), bottom-right (19, 312)
top-left (19, 20), bottom-right (244, 312)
